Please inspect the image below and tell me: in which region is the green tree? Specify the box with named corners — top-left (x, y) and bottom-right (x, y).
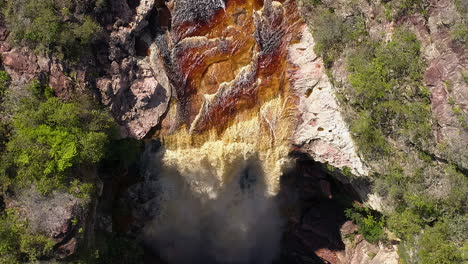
top-left (0, 80), bottom-right (115, 194)
top-left (2, 0), bottom-right (102, 58)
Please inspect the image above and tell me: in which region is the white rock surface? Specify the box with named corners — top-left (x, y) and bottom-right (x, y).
top-left (288, 26), bottom-right (369, 176)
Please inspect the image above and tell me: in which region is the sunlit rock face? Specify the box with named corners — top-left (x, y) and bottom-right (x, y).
top-left (112, 0), bottom-right (368, 263)
top-left (158, 0), bottom-right (303, 193)
top-left (139, 0), bottom-right (368, 177)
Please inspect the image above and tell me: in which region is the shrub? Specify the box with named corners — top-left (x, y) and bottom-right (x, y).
top-left (387, 209), bottom-right (423, 241)
top-left (0, 71), bottom-right (11, 96)
top-left (307, 7), bottom-right (367, 67)
top-left (346, 28), bottom-right (431, 157)
top-left (350, 110), bottom-right (390, 156)
top-left (452, 22), bottom-right (468, 48)
top-left (384, 0), bottom-right (429, 21)
top-left (309, 9), bottom-right (346, 67)
top-left (345, 203), bottom-right (386, 243)
top-left (455, 0), bottom-right (468, 15)
top-left (73, 232), bottom-right (144, 264)
top-left (417, 221), bottom-right (464, 264)
top-left (0, 209), bottom-right (54, 263)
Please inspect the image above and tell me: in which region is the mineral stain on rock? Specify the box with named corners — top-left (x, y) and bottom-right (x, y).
top-left (110, 0), bottom-right (369, 263)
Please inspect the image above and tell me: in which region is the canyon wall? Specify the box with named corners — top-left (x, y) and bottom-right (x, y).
top-left (3, 0), bottom-right (466, 263)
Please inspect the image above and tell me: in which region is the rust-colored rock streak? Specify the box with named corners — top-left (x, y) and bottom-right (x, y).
top-left (163, 0), bottom-right (302, 136)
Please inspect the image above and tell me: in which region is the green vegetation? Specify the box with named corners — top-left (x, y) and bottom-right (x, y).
top-left (2, 0), bottom-right (102, 59)
top-left (0, 71), bottom-right (10, 96)
top-left (306, 6), bottom-right (367, 67)
top-left (417, 219), bottom-right (465, 264)
top-left (455, 0), bottom-right (468, 15)
top-left (376, 159), bottom-right (468, 263)
top-left (0, 79), bottom-right (115, 195)
top-left (301, 2), bottom-right (467, 262)
top-left (0, 71), bottom-right (11, 153)
top-left (347, 29), bottom-right (431, 156)
top-left (384, 0), bottom-right (428, 21)
top-left (345, 203), bottom-right (386, 243)
top-left (452, 0), bottom-right (468, 48)
top-left (452, 22), bottom-right (468, 47)
top-left (0, 209), bottom-right (54, 263)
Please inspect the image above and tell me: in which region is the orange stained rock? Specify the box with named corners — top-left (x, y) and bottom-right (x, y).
top-left (163, 0), bottom-right (304, 140)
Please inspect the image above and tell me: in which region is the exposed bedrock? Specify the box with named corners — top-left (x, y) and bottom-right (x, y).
top-left (101, 0), bottom-right (380, 264)
top-left (96, 0), bottom-right (368, 177)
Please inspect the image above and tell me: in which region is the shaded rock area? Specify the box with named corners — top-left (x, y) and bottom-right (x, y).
top-left (0, 46), bottom-right (79, 100)
top-left (279, 160), bottom-right (397, 264)
top-left (0, 24), bottom-right (91, 101)
top-left (96, 0), bottom-right (173, 139)
top-left (278, 160), bottom-right (347, 264)
top-left (335, 221), bottom-right (398, 264)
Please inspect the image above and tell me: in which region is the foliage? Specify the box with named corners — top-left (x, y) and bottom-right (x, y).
top-left (452, 22), bottom-right (468, 48)
top-left (0, 209), bottom-right (54, 263)
top-left (345, 203), bottom-right (386, 243)
top-left (0, 79), bottom-right (115, 195)
top-left (2, 0), bottom-right (102, 59)
top-left (0, 71), bottom-right (11, 97)
top-left (387, 209), bottom-right (423, 241)
top-left (384, 0), bottom-right (429, 21)
top-left (301, 1), bottom-right (467, 263)
top-left (307, 6), bottom-right (367, 67)
top-left (380, 161), bottom-right (468, 264)
top-left (455, 0), bottom-right (468, 15)
top-left (346, 29), bottom-right (431, 157)
top-left (417, 220), bottom-right (465, 264)
top-left (350, 110), bottom-right (390, 156)
top-left (0, 71), bottom-right (11, 154)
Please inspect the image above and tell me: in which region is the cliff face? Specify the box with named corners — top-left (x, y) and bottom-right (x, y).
top-left (93, 1), bottom-right (373, 263)
top-left (94, 0), bottom-right (368, 175)
top-left (0, 0), bottom-right (387, 262)
top-left (0, 0), bottom-right (466, 263)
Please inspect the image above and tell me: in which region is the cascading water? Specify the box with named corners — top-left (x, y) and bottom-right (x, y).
top-left (136, 2), bottom-right (301, 261)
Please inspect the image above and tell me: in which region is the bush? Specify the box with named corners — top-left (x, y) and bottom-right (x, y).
top-left (0, 209), bottom-right (54, 263)
top-left (310, 9), bottom-right (346, 66)
top-left (346, 28), bottom-right (431, 157)
top-left (455, 0), bottom-right (468, 15)
top-left (345, 203), bottom-right (386, 243)
top-left (307, 7), bottom-right (367, 67)
top-left (350, 110), bottom-right (390, 156)
top-left (0, 71), bottom-right (11, 96)
top-left (452, 22), bottom-right (468, 48)
top-left (73, 232), bottom-right (144, 264)
top-left (387, 209), bottom-right (423, 241)
top-left (417, 221), bottom-right (465, 264)
top-left (384, 0), bottom-right (429, 21)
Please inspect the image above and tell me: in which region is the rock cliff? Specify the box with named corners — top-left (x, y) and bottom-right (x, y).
top-left (0, 0), bottom-right (466, 263)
